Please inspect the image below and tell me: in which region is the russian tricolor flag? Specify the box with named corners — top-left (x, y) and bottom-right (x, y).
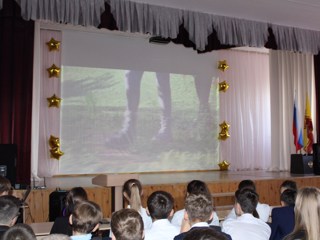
top-left (293, 100), bottom-right (303, 153)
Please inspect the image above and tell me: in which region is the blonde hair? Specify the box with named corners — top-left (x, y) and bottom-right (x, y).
top-left (286, 187), bottom-right (320, 240)
top-left (123, 179), bottom-right (142, 212)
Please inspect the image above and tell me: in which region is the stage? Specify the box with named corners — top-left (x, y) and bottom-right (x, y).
top-left (21, 170), bottom-right (320, 223)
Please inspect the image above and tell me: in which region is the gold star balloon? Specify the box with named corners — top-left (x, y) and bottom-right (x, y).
top-left (218, 60), bottom-right (229, 72)
top-left (49, 135), bottom-right (60, 148)
top-left (219, 121), bottom-right (230, 132)
top-left (50, 147), bottom-right (64, 160)
top-left (218, 80), bottom-right (229, 92)
top-left (218, 130), bottom-right (230, 140)
top-left (47, 94), bottom-right (62, 108)
top-left (47, 64), bottom-right (61, 78)
top-left (218, 160), bottom-right (230, 171)
top-left (46, 38), bottom-right (61, 51)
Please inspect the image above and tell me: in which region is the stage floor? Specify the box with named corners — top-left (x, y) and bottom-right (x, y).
top-left (42, 170), bottom-right (318, 189)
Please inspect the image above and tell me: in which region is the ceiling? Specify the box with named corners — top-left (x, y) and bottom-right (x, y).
top-left (135, 0), bottom-right (320, 32)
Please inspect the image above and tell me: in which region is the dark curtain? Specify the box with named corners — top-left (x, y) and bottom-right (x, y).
top-left (314, 54), bottom-right (320, 143)
top-left (0, 0), bottom-right (34, 185)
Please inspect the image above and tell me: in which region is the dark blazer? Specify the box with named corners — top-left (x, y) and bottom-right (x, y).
top-left (50, 216), bottom-right (72, 236)
top-left (269, 206), bottom-right (295, 240)
top-left (174, 226), bottom-right (232, 240)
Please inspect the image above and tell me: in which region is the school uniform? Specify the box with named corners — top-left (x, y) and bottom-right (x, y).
top-left (269, 206), bottom-right (295, 240)
top-left (174, 222), bottom-right (232, 240)
top-left (222, 213), bottom-right (271, 240)
top-left (71, 233), bottom-right (92, 240)
top-left (225, 202), bottom-right (271, 222)
top-left (171, 209), bottom-right (220, 227)
top-left (144, 219), bottom-right (180, 240)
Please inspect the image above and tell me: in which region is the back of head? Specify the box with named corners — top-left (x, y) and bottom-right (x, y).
top-left (185, 193), bottom-right (213, 223)
top-left (2, 223), bottom-right (36, 240)
top-left (238, 180), bottom-right (256, 192)
top-left (123, 179), bottom-right (142, 212)
top-left (187, 180), bottom-right (210, 195)
top-left (111, 208), bottom-right (144, 240)
top-left (65, 187), bottom-right (88, 216)
top-left (184, 227), bottom-right (228, 240)
top-left (0, 176), bottom-right (12, 196)
top-left (280, 180), bottom-right (297, 193)
top-left (147, 191), bottom-right (174, 220)
top-left (0, 195), bottom-right (20, 226)
top-left (71, 200), bottom-right (102, 234)
top-left (280, 189), bottom-right (297, 206)
top-left (293, 187), bottom-right (320, 240)
top-left (235, 188), bottom-right (259, 214)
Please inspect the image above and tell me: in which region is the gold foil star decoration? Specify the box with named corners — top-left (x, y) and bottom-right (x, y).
top-left (47, 94), bottom-right (62, 108)
top-left (47, 64), bottom-right (61, 78)
top-left (49, 135), bottom-right (60, 148)
top-left (218, 80), bottom-right (229, 92)
top-left (46, 38), bottom-right (61, 51)
top-left (218, 160), bottom-right (230, 171)
top-left (218, 60), bottom-right (229, 72)
top-left (219, 121), bottom-right (230, 131)
top-left (218, 121), bottom-right (230, 140)
top-left (50, 147), bottom-right (64, 160)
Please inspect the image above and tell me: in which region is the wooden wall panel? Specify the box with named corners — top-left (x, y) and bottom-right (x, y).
top-left (12, 175), bottom-right (320, 224)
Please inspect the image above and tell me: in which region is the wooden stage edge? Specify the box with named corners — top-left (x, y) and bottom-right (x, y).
top-left (20, 170), bottom-right (320, 224)
top-left (39, 170), bottom-right (318, 188)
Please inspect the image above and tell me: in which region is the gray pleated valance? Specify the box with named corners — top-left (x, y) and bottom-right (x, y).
top-left (2, 0), bottom-right (320, 54)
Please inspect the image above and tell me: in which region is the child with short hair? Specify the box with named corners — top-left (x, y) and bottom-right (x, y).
top-left (269, 189), bottom-right (297, 240)
top-left (111, 208), bottom-right (144, 240)
top-left (174, 193), bottom-right (231, 240)
top-left (144, 191), bottom-right (179, 240)
top-left (69, 200), bottom-right (102, 240)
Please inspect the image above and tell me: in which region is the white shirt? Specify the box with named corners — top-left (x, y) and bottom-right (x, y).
top-left (222, 213), bottom-right (271, 240)
top-left (139, 207), bottom-right (153, 229)
top-left (144, 219), bottom-right (180, 240)
top-left (225, 202), bottom-right (271, 222)
top-left (171, 209), bottom-right (220, 227)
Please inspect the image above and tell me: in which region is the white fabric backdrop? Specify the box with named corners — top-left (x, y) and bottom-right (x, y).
top-left (218, 49), bottom-right (271, 170)
top-left (270, 50), bottom-right (317, 171)
top-left (32, 29), bottom-right (61, 178)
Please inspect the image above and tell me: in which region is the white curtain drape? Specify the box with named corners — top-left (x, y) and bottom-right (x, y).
top-left (218, 49), bottom-right (271, 170)
top-left (32, 29), bottom-right (61, 177)
top-left (6, 0), bottom-right (320, 54)
top-left (270, 50), bottom-right (317, 171)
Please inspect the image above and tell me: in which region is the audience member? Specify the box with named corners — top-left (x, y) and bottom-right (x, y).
top-left (184, 227), bottom-right (229, 240)
top-left (222, 188), bottom-right (271, 240)
top-left (111, 208), bottom-right (144, 240)
top-left (269, 189), bottom-right (296, 240)
top-left (50, 187), bottom-right (88, 236)
top-left (0, 195), bottom-right (20, 238)
top-left (174, 193), bottom-right (231, 240)
top-left (171, 180), bottom-right (219, 228)
top-left (225, 179), bottom-right (270, 222)
top-left (70, 200), bottom-right (103, 240)
top-left (43, 234), bottom-right (71, 240)
top-left (283, 187), bottom-right (320, 240)
top-left (0, 176), bottom-right (12, 196)
top-left (280, 180), bottom-right (297, 194)
top-left (144, 191), bottom-right (179, 240)
top-left (1, 223), bottom-right (36, 240)
top-left (122, 179), bottom-right (152, 229)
